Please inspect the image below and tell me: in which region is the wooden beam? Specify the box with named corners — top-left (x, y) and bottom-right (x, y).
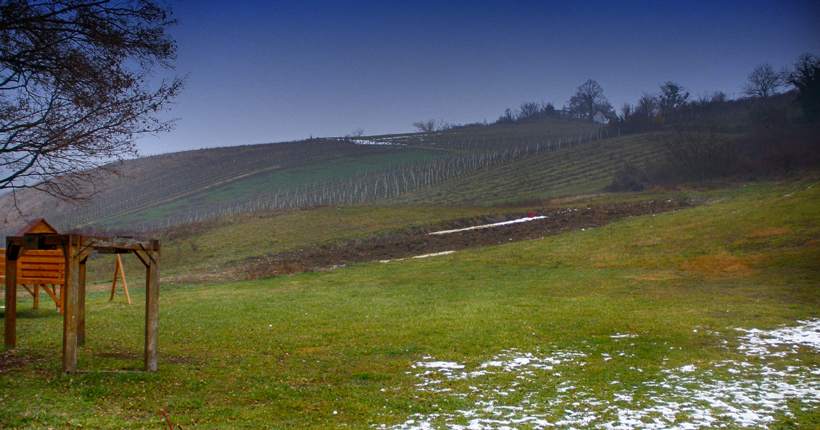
top-left (144, 240), bottom-right (160, 372)
top-left (83, 236), bottom-right (154, 251)
top-left (78, 256), bottom-right (87, 347)
top-left (4, 249), bottom-right (17, 350)
top-left (133, 249), bottom-right (149, 268)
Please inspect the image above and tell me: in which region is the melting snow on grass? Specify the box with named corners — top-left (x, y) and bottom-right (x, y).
top-left (429, 216), bottom-right (547, 235)
top-left (376, 319), bottom-right (820, 429)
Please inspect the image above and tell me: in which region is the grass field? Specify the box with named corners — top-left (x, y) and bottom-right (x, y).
top-left (2, 178), bottom-right (818, 429)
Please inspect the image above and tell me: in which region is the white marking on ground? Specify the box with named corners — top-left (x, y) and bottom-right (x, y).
top-left (429, 216), bottom-right (547, 235)
top-left (375, 320), bottom-right (820, 429)
top-left (380, 251), bottom-right (456, 264)
top-left (413, 251), bottom-right (457, 259)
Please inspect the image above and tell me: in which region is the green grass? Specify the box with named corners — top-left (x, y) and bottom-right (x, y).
top-left (1, 179), bottom-right (819, 428)
top-left (82, 204), bottom-right (520, 283)
top-left (107, 147), bottom-right (457, 227)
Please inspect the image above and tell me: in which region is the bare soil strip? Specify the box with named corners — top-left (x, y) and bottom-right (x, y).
top-left (242, 198), bottom-right (695, 279)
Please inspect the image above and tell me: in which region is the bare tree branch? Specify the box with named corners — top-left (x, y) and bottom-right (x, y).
top-left (742, 63), bottom-right (784, 99)
top-left (568, 79), bottom-right (610, 120)
top-left (0, 0), bottom-right (184, 200)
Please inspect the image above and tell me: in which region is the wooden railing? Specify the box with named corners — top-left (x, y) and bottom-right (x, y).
top-left (1, 249), bottom-right (65, 312)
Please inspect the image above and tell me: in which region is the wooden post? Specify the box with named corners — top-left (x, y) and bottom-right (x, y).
top-left (4, 249), bottom-right (17, 350)
top-left (144, 240), bottom-right (160, 372)
top-left (78, 255), bottom-right (87, 347)
top-left (109, 254), bottom-right (131, 304)
top-left (62, 235), bottom-right (80, 373)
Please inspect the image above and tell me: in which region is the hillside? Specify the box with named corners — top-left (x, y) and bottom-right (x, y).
top-left (2, 93), bottom-right (813, 238)
top-left (1, 118), bottom-right (605, 237)
top-left (2, 176), bottom-right (818, 429)
top-left (385, 133), bottom-right (663, 206)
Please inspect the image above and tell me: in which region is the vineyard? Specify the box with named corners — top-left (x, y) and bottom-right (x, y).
top-left (4, 93), bottom-right (780, 237)
top-left (386, 133), bottom-right (663, 206)
top-left (0, 87), bottom-right (803, 240)
top-left (117, 127), bottom-right (613, 232)
top-left (1, 119), bottom-right (611, 236)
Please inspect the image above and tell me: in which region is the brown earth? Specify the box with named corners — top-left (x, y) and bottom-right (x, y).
top-left (242, 197), bottom-right (697, 279)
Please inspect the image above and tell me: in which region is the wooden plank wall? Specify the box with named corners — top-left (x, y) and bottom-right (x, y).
top-left (1, 249), bottom-right (65, 310)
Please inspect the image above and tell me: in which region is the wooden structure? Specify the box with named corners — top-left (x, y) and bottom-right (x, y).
top-left (109, 254), bottom-right (131, 304)
top-left (3, 219), bottom-right (161, 373)
top-left (0, 220), bottom-right (65, 312)
top-left (1, 249), bottom-right (66, 312)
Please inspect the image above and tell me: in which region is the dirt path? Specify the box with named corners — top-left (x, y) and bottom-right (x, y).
top-left (242, 197), bottom-right (696, 279)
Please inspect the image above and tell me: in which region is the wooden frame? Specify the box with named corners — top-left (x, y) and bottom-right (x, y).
top-left (4, 233), bottom-right (160, 373)
top-left (109, 254), bottom-right (131, 305)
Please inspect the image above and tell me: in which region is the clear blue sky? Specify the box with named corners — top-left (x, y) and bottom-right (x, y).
top-left (139, 0), bottom-right (820, 155)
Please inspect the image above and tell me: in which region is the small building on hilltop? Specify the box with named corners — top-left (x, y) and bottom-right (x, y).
top-left (593, 110), bottom-right (618, 124)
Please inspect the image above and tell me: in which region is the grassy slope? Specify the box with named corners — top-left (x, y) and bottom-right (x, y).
top-left (2, 178), bottom-right (818, 428)
top-left (385, 133), bottom-right (663, 206)
top-left (369, 117), bottom-right (604, 145)
top-left (0, 119), bottom-right (602, 236)
top-left (83, 204), bottom-right (522, 282)
top-left (109, 119), bottom-right (606, 229)
top-left (108, 147), bottom-right (456, 227)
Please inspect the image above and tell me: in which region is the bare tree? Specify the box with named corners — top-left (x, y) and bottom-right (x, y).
top-left (635, 92), bottom-right (658, 120)
top-left (412, 119), bottom-right (437, 132)
top-left (0, 0), bottom-right (185, 200)
top-left (516, 102), bottom-right (541, 120)
top-left (696, 90), bottom-right (728, 105)
top-left (785, 53), bottom-right (820, 121)
top-left (742, 63), bottom-right (784, 99)
top-left (619, 102), bottom-right (634, 121)
top-left (658, 127), bottom-right (732, 180)
top-left (496, 108), bottom-right (515, 124)
top-left (658, 81), bottom-right (690, 117)
top-left (568, 79), bottom-right (610, 120)
top-left (412, 118), bottom-right (450, 132)
top-left (346, 128), bottom-right (364, 138)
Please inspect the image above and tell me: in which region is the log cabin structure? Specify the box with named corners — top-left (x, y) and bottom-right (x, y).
top-left (3, 219), bottom-right (161, 373)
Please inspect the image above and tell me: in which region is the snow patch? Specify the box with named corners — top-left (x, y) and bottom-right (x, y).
top-left (429, 216), bottom-right (547, 235)
top-left (376, 320), bottom-right (820, 430)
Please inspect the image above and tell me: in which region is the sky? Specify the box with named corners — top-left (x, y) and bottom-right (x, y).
top-left (138, 0), bottom-right (820, 155)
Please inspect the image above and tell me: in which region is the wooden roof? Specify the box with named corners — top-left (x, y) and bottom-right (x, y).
top-left (15, 218), bottom-right (59, 236)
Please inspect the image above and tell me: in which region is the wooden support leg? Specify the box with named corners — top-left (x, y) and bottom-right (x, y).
top-left (4, 258), bottom-right (17, 350)
top-left (62, 237), bottom-right (80, 373)
top-left (110, 254), bottom-right (131, 305)
top-left (33, 284), bottom-right (39, 309)
top-left (109, 257), bottom-right (118, 301)
top-left (144, 242), bottom-right (160, 372)
top-left (78, 258), bottom-right (87, 347)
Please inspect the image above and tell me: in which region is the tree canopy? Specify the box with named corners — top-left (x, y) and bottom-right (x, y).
top-left (568, 79), bottom-right (611, 120)
top-left (742, 63), bottom-right (783, 99)
top-left (787, 53), bottom-right (820, 121)
top-left (0, 0), bottom-right (184, 200)
top-left (657, 81), bottom-right (689, 117)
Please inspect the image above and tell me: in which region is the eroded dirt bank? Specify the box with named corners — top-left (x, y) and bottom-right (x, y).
top-left (242, 198), bottom-right (696, 279)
